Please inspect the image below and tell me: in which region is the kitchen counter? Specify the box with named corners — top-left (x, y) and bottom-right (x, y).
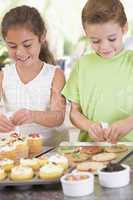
top-left (0, 156), bottom-right (133, 200)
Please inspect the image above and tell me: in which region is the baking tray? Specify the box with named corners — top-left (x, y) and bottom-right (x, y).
top-left (0, 142), bottom-right (132, 187)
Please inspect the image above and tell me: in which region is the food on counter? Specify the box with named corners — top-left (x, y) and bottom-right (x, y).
top-left (57, 146), bottom-right (76, 154)
top-left (20, 158), bottom-right (40, 170)
top-left (77, 161), bottom-right (106, 173)
top-left (27, 133), bottom-right (43, 155)
top-left (10, 166), bottom-right (34, 181)
top-left (105, 144), bottom-right (128, 153)
top-left (48, 154), bottom-right (68, 170)
top-left (65, 174), bottom-right (89, 181)
top-left (0, 132), bottom-right (44, 161)
top-left (101, 162), bottom-right (125, 172)
top-left (0, 167), bottom-right (6, 180)
top-left (67, 152), bottom-right (90, 163)
top-left (14, 138), bottom-right (29, 159)
top-left (0, 145), bottom-right (17, 160)
top-left (39, 163), bottom-right (64, 179)
top-left (38, 156), bottom-right (48, 167)
top-left (79, 146), bottom-right (103, 154)
top-left (92, 152), bottom-right (117, 162)
top-left (0, 159), bottom-right (14, 172)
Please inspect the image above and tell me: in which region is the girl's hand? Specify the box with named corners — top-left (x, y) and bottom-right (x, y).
top-left (0, 113), bottom-right (15, 132)
top-left (10, 109), bottom-right (33, 126)
top-left (104, 118), bottom-right (133, 143)
top-left (88, 122), bottom-right (105, 141)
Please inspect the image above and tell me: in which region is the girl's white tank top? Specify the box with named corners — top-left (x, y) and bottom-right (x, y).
top-left (1, 63), bottom-right (67, 145)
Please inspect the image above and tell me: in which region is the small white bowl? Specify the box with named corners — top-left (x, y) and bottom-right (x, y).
top-left (98, 164), bottom-right (130, 188)
top-left (60, 172), bottom-right (94, 197)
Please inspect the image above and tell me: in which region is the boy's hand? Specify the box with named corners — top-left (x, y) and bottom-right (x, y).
top-left (88, 122), bottom-right (105, 141)
top-left (0, 113), bottom-right (15, 132)
top-left (104, 118), bottom-right (133, 143)
top-left (10, 109), bottom-right (33, 126)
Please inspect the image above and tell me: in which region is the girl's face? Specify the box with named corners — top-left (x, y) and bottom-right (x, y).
top-left (5, 26), bottom-right (43, 68)
top-left (85, 21), bottom-right (128, 59)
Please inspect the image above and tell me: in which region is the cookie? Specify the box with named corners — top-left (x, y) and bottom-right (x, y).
top-left (105, 144), bottom-right (128, 153)
top-left (79, 146), bottom-right (103, 154)
top-left (77, 161), bottom-right (106, 173)
top-left (92, 152), bottom-right (117, 162)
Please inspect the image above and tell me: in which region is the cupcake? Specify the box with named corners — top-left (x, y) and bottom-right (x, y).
top-left (27, 133), bottom-right (43, 155)
top-left (10, 166), bottom-right (34, 181)
top-left (0, 167), bottom-right (6, 181)
top-left (38, 156), bottom-right (48, 167)
top-left (14, 138), bottom-right (29, 159)
top-left (0, 159), bottom-right (14, 172)
top-left (20, 158), bottom-right (40, 171)
top-left (48, 154), bottom-right (68, 170)
top-left (39, 163), bottom-right (64, 180)
top-left (0, 144), bottom-right (17, 161)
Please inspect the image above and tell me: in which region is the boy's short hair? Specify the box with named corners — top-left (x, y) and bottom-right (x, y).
top-left (82, 0), bottom-right (127, 29)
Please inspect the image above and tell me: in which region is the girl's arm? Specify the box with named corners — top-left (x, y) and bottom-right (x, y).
top-left (0, 71), bottom-right (3, 101)
top-left (32, 68), bottom-right (66, 127)
top-left (70, 101), bottom-right (105, 141)
top-left (11, 68), bottom-right (66, 127)
top-left (0, 71), bottom-right (15, 132)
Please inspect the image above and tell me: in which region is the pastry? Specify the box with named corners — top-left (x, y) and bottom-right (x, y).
top-left (0, 144), bottom-right (17, 160)
top-left (27, 133), bottom-right (43, 155)
top-left (14, 138), bottom-right (29, 159)
top-left (48, 154), bottom-right (68, 170)
top-left (105, 144), bottom-right (128, 153)
top-left (0, 159), bottom-right (14, 172)
top-left (20, 158), bottom-right (40, 171)
top-left (10, 166), bottom-right (34, 181)
top-left (38, 156), bottom-right (48, 167)
top-left (92, 152), bottom-right (117, 162)
top-left (39, 163), bottom-right (64, 179)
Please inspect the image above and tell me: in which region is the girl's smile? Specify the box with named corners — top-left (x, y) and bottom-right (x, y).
top-left (5, 26), bottom-right (42, 68)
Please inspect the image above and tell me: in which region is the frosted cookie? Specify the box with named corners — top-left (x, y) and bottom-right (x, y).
top-left (39, 163), bottom-right (64, 179)
top-left (68, 152), bottom-right (90, 163)
top-left (77, 161), bottom-right (106, 173)
top-left (79, 146), bottom-right (103, 154)
top-left (105, 144), bottom-right (128, 153)
top-left (10, 166), bottom-right (34, 181)
top-left (0, 159), bottom-right (14, 172)
top-left (57, 146), bottom-right (76, 154)
top-left (48, 154), bottom-right (68, 170)
top-left (0, 167), bottom-right (6, 181)
top-left (92, 152), bottom-right (117, 162)
top-left (20, 158), bottom-right (40, 171)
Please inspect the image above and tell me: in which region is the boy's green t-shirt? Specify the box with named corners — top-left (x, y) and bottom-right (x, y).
top-left (62, 49), bottom-right (133, 142)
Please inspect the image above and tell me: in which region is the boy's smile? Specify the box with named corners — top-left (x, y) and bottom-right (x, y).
top-left (85, 21), bottom-right (128, 59)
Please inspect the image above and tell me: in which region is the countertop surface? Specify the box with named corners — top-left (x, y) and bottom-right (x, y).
top-left (0, 152), bottom-right (133, 200)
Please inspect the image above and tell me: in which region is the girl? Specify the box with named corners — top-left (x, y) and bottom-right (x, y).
top-left (62, 0), bottom-right (133, 143)
top-left (0, 5), bottom-right (67, 145)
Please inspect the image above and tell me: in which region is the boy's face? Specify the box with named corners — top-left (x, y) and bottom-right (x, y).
top-left (5, 26), bottom-right (43, 68)
top-left (85, 21), bottom-right (127, 59)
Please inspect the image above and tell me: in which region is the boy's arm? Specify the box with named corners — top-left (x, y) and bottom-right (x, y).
top-left (70, 101), bottom-right (105, 141)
